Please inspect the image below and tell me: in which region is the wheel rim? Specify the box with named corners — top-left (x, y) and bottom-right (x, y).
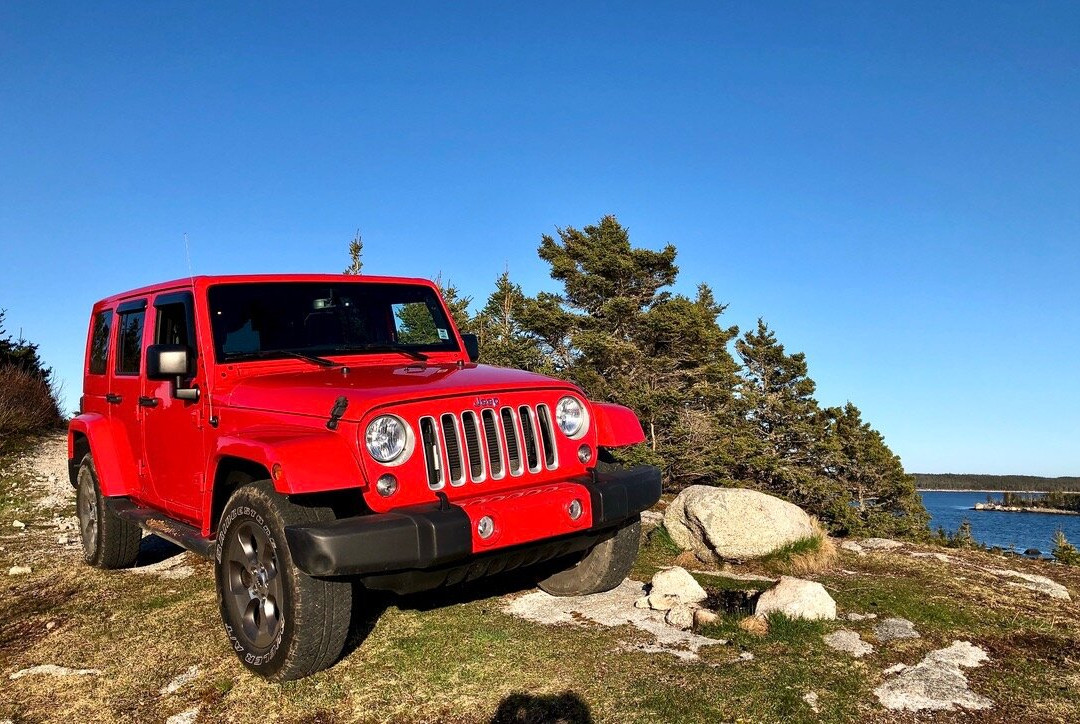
top-left (77, 476), bottom-right (98, 558)
top-left (222, 520), bottom-right (284, 650)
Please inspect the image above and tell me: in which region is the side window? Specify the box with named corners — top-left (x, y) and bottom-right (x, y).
top-left (115, 309), bottom-right (146, 376)
top-left (155, 302), bottom-right (193, 347)
top-left (88, 310), bottom-right (113, 375)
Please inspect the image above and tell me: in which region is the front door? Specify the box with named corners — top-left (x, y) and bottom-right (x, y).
top-left (141, 291), bottom-right (206, 522)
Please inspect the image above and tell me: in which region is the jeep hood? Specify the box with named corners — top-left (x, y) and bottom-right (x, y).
top-left (220, 363), bottom-right (578, 421)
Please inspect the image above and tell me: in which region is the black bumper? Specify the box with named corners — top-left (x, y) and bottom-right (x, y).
top-left (284, 464), bottom-right (661, 580)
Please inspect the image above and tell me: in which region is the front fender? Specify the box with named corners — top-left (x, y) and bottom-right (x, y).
top-left (213, 426), bottom-right (367, 495)
top-left (592, 402), bottom-right (646, 448)
top-left (68, 413), bottom-right (136, 497)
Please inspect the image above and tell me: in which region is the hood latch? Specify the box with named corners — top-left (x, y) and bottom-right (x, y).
top-left (326, 396), bottom-right (349, 430)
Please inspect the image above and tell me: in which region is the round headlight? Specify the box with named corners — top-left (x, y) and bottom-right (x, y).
top-left (555, 396), bottom-right (588, 439)
top-left (365, 415), bottom-right (411, 463)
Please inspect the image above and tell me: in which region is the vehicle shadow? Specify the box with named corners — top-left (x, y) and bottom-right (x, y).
top-left (134, 534), bottom-right (186, 566)
top-left (490, 691), bottom-right (593, 724)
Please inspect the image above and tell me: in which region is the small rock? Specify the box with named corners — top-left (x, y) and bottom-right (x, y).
top-left (840, 540), bottom-right (865, 555)
top-left (160, 665), bottom-right (199, 695)
top-left (640, 510), bottom-right (664, 532)
top-left (803, 691), bottom-right (820, 713)
top-left (823, 629), bottom-right (874, 657)
top-left (1023, 548), bottom-right (1041, 556)
top-left (11, 520), bottom-right (25, 529)
top-left (46, 621), bottom-right (56, 630)
top-left (860, 538), bottom-right (904, 550)
top-left (58, 535), bottom-right (70, 545)
top-left (650, 566), bottom-right (708, 605)
top-left (693, 608), bottom-right (719, 629)
top-left (166, 707), bottom-right (200, 724)
top-left (754, 576), bottom-right (837, 621)
top-left (739, 651), bottom-right (754, 661)
top-left (665, 603), bottom-right (697, 631)
top-left (645, 593), bottom-right (681, 611)
top-left (844, 612), bottom-right (877, 621)
top-left (10, 664), bottom-right (100, 680)
top-left (634, 596), bottom-right (651, 610)
top-left (8, 566), bottom-right (31, 576)
top-left (875, 617), bottom-right (920, 642)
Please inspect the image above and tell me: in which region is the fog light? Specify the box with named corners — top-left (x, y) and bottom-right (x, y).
top-left (477, 515), bottom-right (495, 539)
top-left (577, 444), bottom-right (592, 463)
top-left (375, 474), bottom-right (398, 497)
top-left (568, 499), bottom-right (583, 520)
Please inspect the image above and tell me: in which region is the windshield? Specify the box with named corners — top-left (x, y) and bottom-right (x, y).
top-left (207, 281), bottom-right (459, 363)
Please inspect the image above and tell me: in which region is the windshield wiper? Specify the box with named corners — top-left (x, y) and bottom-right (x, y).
top-left (224, 350), bottom-right (340, 367)
top-left (332, 344), bottom-right (428, 362)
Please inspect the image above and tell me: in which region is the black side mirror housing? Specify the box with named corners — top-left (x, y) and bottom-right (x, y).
top-left (461, 333), bottom-right (479, 363)
top-left (146, 344), bottom-right (200, 401)
top-left (147, 344), bottom-right (192, 379)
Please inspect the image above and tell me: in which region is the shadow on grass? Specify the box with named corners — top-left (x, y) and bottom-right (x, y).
top-left (134, 534), bottom-right (185, 566)
top-left (490, 691), bottom-right (593, 724)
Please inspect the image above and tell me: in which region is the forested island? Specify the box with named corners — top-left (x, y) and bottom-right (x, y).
top-left (915, 473), bottom-right (1080, 492)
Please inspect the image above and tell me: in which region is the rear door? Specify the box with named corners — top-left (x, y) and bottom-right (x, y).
top-left (109, 298), bottom-right (150, 502)
top-left (140, 291), bottom-right (206, 521)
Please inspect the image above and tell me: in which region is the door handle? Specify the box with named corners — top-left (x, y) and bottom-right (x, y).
top-left (138, 396), bottom-right (159, 408)
top-left (105, 393), bottom-right (122, 404)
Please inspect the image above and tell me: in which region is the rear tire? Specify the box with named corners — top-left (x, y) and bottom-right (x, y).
top-left (537, 517), bottom-right (641, 596)
top-left (76, 454), bottom-right (141, 569)
top-left (214, 481), bottom-right (351, 681)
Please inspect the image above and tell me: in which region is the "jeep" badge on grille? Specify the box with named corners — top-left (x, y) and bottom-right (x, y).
top-left (474, 396), bottom-right (499, 408)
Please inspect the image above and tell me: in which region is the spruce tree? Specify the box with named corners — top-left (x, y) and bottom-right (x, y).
top-left (473, 270), bottom-right (546, 370)
top-left (343, 229), bottom-right (364, 275)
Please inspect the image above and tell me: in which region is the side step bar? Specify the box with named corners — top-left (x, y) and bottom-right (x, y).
top-left (106, 497), bottom-right (215, 559)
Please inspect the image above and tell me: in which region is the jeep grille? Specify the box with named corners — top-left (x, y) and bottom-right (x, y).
top-left (420, 404), bottom-right (559, 489)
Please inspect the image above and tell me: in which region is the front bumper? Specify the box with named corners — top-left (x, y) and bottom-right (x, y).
top-left (284, 464), bottom-right (661, 580)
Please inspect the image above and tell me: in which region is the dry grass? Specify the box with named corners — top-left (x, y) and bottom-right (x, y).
top-left (758, 520), bottom-right (839, 577)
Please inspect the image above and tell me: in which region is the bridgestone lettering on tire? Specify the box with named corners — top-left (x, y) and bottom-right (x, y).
top-left (214, 481), bottom-right (351, 681)
top-left (537, 517), bottom-right (641, 596)
top-left (76, 454), bottom-right (140, 569)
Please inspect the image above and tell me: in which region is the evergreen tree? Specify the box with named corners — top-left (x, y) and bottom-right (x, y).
top-left (820, 403), bottom-right (930, 536)
top-left (1052, 530), bottom-right (1080, 565)
top-left (0, 310), bottom-right (52, 382)
top-left (473, 270), bottom-right (546, 370)
top-left (343, 229), bottom-right (363, 275)
top-left (432, 273), bottom-right (474, 335)
top-left (520, 215), bottom-right (742, 483)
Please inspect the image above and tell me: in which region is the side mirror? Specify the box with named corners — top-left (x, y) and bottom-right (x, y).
top-left (147, 345), bottom-right (192, 378)
top-left (146, 344), bottom-right (200, 401)
top-left (461, 333), bottom-right (479, 363)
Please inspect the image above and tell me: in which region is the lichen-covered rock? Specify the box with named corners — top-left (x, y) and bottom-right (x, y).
top-left (649, 566), bottom-right (708, 605)
top-left (823, 629), bottom-right (873, 657)
top-left (989, 568), bottom-right (1070, 601)
top-left (663, 486), bottom-right (816, 560)
top-left (874, 641), bottom-right (991, 711)
top-left (693, 608), bottom-right (719, 629)
top-left (875, 617), bottom-right (920, 642)
top-left (859, 538), bottom-right (905, 551)
top-left (665, 603), bottom-right (696, 630)
top-left (754, 576), bottom-right (836, 621)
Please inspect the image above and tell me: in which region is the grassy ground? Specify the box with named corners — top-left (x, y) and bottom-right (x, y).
top-left (1, 437), bottom-right (1078, 723)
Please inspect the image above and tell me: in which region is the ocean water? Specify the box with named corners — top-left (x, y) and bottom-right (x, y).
top-left (919, 490), bottom-right (1080, 554)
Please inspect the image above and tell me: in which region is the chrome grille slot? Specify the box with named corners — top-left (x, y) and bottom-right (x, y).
top-left (461, 411), bottom-right (485, 481)
top-left (440, 414), bottom-right (465, 486)
top-left (536, 404), bottom-right (558, 468)
top-left (482, 409), bottom-right (504, 479)
top-left (501, 407), bottom-right (523, 476)
top-left (519, 405), bottom-right (542, 473)
top-left (420, 416), bottom-right (443, 489)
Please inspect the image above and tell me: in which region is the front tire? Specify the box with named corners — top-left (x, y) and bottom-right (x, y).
top-left (76, 454), bottom-right (140, 569)
top-left (537, 517), bottom-right (641, 596)
top-left (214, 481), bottom-right (351, 681)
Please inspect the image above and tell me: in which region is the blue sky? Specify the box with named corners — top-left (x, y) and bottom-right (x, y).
top-left (1, 2), bottom-right (1077, 475)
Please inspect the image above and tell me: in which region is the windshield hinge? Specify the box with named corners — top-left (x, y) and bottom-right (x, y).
top-left (326, 396), bottom-right (349, 430)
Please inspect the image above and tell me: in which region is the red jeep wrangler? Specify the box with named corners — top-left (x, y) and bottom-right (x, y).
top-left (69, 274), bottom-right (660, 680)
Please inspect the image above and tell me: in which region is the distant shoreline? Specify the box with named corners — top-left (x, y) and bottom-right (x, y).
top-left (918, 488), bottom-right (1056, 494)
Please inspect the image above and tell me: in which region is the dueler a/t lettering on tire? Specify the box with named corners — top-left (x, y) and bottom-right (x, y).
top-left (76, 454), bottom-right (141, 569)
top-left (214, 481), bottom-right (351, 681)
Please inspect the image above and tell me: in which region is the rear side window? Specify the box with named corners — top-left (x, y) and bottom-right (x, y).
top-left (115, 309), bottom-right (146, 376)
top-left (88, 310), bottom-right (113, 375)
